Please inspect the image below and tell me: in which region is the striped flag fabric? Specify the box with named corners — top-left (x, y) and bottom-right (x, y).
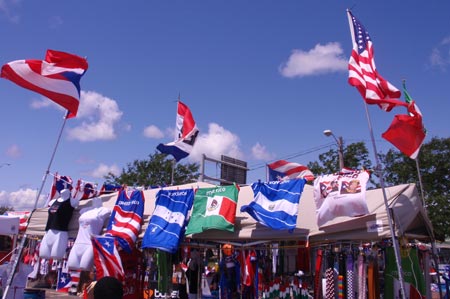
top-left (56, 261), bottom-right (80, 292)
top-left (267, 160), bottom-right (314, 182)
top-left (5, 211), bottom-right (31, 232)
top-left (185, 184), bottom-right (239, 235)
top-left (1, 49), bottom-right (88, 118)
top-left (240, 179), bottom-right (306, 231)
top-left (105, 189), bottom-right (145, 253)
top-left (71, 179), bottom-right (98, 200)
top-left (142, 188), bottom-right (194, 253)
top-left (46, 173), bottom-right (73, 206)
top-left (157, 100), bottom-right (199, 161)
top-left (92, 235), bottom-right (124, 281)
top-left (347, 10), bottom-right (406, 112)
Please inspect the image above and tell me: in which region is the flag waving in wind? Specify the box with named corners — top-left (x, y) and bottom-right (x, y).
top-left (347, 10), bottom-right (406, 112)
top-left (157, 100), bottom-right (199, 161)
top-left (241, 179), bottom-right (306, 231)
top-left (142, 188), bottom-right (194, 253)
top-left (267, 160), bottom-right (314, 182)
top-left (1, 49), bottom-right (88, 118)
top-left (185, 184), bottom-right (239, 235)
top-left (382, 83), bottom-right (426, 159)
top-left (92, 235), bottom-right (124, 281)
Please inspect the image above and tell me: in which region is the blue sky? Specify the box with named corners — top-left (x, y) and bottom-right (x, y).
top-left (0, 1), bottom-right (449, 210)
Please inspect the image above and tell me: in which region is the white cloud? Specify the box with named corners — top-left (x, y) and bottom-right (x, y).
top-left (280, 42), bottom-right (347, 78)
top-left (143, 125), bottom-right (164, 139)
top-left (88, 163), bottom-right (121, 179)
top-left (189, 123), bottom-right (243, 162)
top-left (0, 0), bottom-right (20, 23)
top-left (30, 98), bottom-right (53, 109)
top-left (251, 142), bottom-right (275, 161)
top-left (66, 90), bottom-right (123, 142)
top-left (48, 15), bottom-right (63, 29)
top-left (429, 36), bottom-right (450, 71)
top-left (5, 144), bottom-right (21, 158)
top-left (0, 188), bottom-right (46, 211)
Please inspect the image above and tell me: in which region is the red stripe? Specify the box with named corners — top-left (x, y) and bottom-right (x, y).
top-left (268, 160), bottom-right (288, 169)
top-left (284, 165), bottom-right (309, 176)
top-left (1, 64), bottom-right (79, 117)
top-left (178, 101), bottom-right (196, 138)
top-left (219, 197), bottom-right (237, 224)
top-left (111, 221), bottom-right (140, 236)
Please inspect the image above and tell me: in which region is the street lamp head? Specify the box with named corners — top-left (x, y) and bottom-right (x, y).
top-left (323, 129), bottom-right (333, 137)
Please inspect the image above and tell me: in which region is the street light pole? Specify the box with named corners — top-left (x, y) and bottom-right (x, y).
top-left (323, 130), bottom-right (344, 170)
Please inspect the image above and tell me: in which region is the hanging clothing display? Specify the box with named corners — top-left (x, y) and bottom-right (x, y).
top-left (346, 253), bottom-right (355, 299)
top-left (106, 188), bottom-right (145, 253)
top-left (357, 253), bottom-right (367, 299)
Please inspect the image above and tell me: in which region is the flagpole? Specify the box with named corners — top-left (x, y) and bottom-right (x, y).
top-left (170, 94), bottom-right (181, 185)
top-left (413, 154), bottom-right (444, 299)
top-left (362, 102), bottom-right (407, 299)
top-left (33, 112), bottom-right (69, 209)
top-left (3, 111), bottom-right (69, 299)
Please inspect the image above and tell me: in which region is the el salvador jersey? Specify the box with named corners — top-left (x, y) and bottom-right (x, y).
top-left (106, 189), bottom-right (145, 253)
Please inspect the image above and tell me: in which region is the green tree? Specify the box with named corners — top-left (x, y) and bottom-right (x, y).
top-left (0, 206), bottom-right (14, 215)
top-left (379, 137), bottom-right (450, 240)
top-left (104, 152), bottom-right (200, 187)
top-left (308, 141), bottom-right (373, 176)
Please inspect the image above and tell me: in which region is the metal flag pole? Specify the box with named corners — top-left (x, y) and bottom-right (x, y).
top-left (3, 112), bottom-right (69, 299)
top-left (414, 155), bottom-right (444, 299)
top-left (362, 102), bottom-right (407, 299)
top-left (170, 94), bottom-right (181, 185)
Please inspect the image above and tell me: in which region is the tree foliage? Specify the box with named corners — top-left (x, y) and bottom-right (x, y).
top-left (379, 137), bottom-right (450, 240)
top-left (0, 206), bottom-right (13, 215)
top-left (307, 141), bottom-right (373, 175)
top-left (104, 152), bottom-right (200, 187)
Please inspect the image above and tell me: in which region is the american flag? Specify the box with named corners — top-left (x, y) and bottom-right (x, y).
top-left (92, 235), bottom-right (124, 281)
top-left (267, 160), bottom-right (315, 181)
top-left (347, 10), bottom-right (406, 112)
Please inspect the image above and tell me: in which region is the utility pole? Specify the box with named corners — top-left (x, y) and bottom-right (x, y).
top-left (323, 129), bottom-right (344, 170)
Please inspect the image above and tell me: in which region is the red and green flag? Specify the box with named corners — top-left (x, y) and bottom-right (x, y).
top-left (185, 184), bottom-right (239, 235)
top-left (382, 83), bottom-right (426, 159)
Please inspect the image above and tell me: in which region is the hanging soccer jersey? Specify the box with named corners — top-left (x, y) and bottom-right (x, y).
top-left (106, 189), bottom-right (145, 253)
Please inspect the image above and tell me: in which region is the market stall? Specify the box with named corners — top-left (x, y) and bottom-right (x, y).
top-left (20, 182), bottom-right (434, 299)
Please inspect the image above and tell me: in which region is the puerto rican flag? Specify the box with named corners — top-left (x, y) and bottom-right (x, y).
top-left (157, 100), bottom-right (199, 161)
top-left (92, 235), bottom-right (124, 281)
top-left (46, 173), bottom-right (73, 206)
top-left (106, 188), bottom-right (145, 253)
top-left (72, 179), bottom-right (98, 200)
top-left (1, 49), bottom-right (88, 118)
top-left (57, 261), bottom-right (80, 292)
top-left (267, 160), bottom-right (315, 182)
